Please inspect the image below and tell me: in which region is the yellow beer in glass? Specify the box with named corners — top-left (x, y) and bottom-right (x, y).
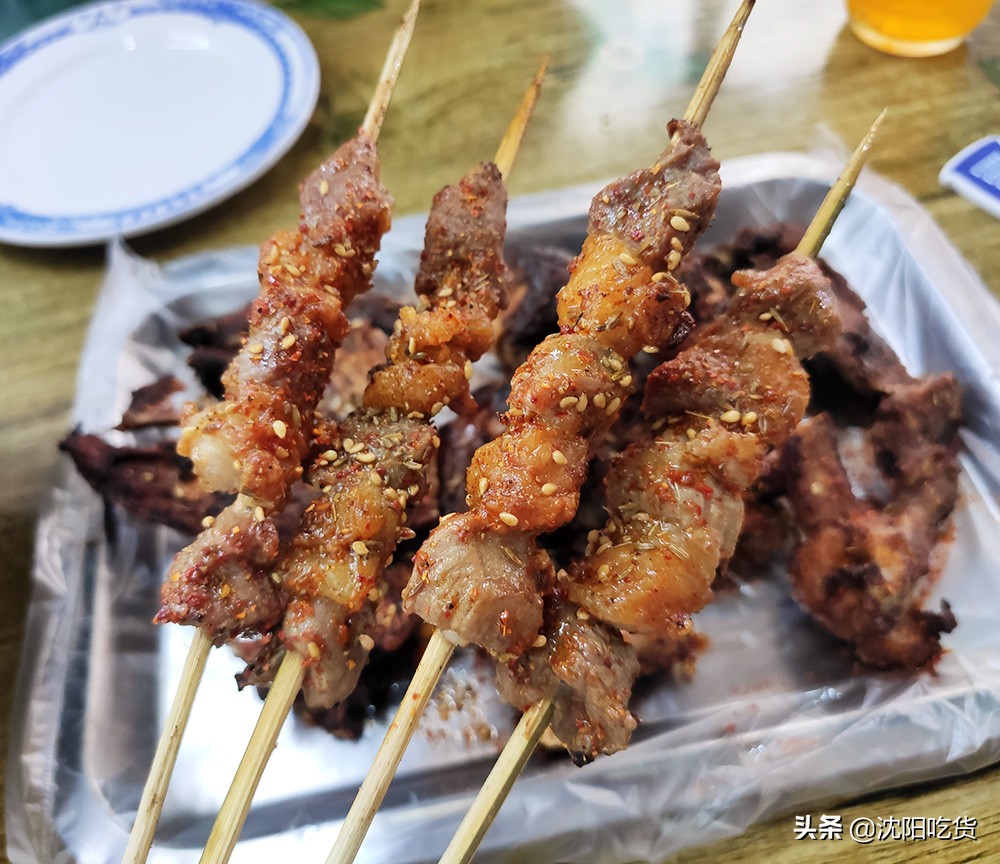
top-left (846, 0), bottom-right (995, 56)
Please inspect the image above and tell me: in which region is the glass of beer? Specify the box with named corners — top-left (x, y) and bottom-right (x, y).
top-left (846, 0), bottom-right (995, 56)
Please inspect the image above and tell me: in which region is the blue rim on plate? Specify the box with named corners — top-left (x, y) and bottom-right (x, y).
top-left (0, 0), bottom-right (320, 247)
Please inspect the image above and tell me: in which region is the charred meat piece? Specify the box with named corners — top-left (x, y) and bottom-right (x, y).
top-left (179, 305), bottom-right (251, 351)
top-left (350, 292), bottom-right (405, 335)
top-left (587, 119), bottom-right (721, 269)
top-left (240, 412), bottom-right (436, 709)
top-left (568, 426), bottom-right (766, 634)
top-left (60, 431), bottom-right (229, 535)
top-left (181, 297), bottom-right (401, 408)
top-left (679, 223), bottom-right (805, 323)
top-left (869, 374), bottom-right (963, 493)
top-left (295, 636), bottom-right (425, 740)
top-left (468, 334), bottom-right (635, 536)
top-left (546, 346), bottom-right (667, 571)
top-left (267, 562), bottom-right (424, 736)
top-left (318, 320), bottom-right (391, 421)
top-left (116, 376), bottom-right (184, 430)
top-left (238, 556), bottom-right (421, 712)
top-left (371, 557), bottom-right (422, 653)
top-left (282, 596), bottom-right (373, 710)
top-left (183, 308), bottom-right (395, 425)
top-left (782, 378), bottom-right (961, 670)
top-left (156, 497), bottom-right (285, 643)
top-left (180, 306), bottom-right (251, 399)
top-left (681, 223), bottom-right (911, 419)
top-left (276, 414), bottom-right (438, 617)
top-left (497, 244), bottom-right (573, 373)
top-left (720, 491), bottom-right (794, 582)
top-left (805, 269), bottom-right (914, 418)
top-left (437, 383), bottom-right (507, 517)
top-left (405, 510), bottom-right (555, 657)
top-left (625, 621), bottom-right (708, 678)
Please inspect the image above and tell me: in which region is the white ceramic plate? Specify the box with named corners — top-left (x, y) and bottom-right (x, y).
top-left (0, 0), bottom-right (320, 247)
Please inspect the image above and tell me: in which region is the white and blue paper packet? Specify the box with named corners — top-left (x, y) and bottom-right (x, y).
top-left (939, 135), bottom-right (1000, 220)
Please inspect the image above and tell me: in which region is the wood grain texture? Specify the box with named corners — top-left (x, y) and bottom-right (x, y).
top-left (1, 1), bottom-right (997, 861)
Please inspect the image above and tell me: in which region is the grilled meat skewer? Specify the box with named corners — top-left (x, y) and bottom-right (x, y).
top-left (124, 8), bottom-right (420, 861)
top-left (156, 136), bottom-right (394, 643)
top-left (404, 119), bottom-right (722, 658)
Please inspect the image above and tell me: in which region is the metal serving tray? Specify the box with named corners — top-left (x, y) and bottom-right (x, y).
top-left (8, 151), bottom-right (1000, 864)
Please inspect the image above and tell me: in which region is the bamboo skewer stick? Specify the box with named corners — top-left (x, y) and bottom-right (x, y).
top-left (436, 110), bottom-right (887, 864)
top-left (124, 488), bottom-right (257, 864)
top-left (123, 628), bottom-right (212, 864)
top-left (438, 698), bottom-right (555, 864)
top-left (326, 629), bottom-right (457, 864)
top-left (198, 651), bottom-right (306, 864)
top-left (195, 55), bottom-right (547, 864)
top-left (493, 57), bottom-right (548, 179)
top-left (323, 6), bottom-right (758, 864)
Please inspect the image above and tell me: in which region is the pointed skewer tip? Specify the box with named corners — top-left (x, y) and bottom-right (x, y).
top-left (493, 56), bottom-right (550, 178)
top-left (796, 109), bottom-right (886, 259)
top-left (683, 0), bottom-right (756, 127)
top-left (360, 0), bottom-right (422, 143)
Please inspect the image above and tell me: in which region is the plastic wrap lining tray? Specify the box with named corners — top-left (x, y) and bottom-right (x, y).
top-left (8, 152), bottom-right (1000, 864)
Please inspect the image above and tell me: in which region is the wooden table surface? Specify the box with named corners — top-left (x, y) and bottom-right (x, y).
top-left (1, 1), bottom-right (998, 861)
